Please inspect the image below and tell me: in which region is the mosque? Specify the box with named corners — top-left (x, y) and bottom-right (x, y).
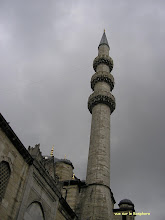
top-left (0, 32), bottom-right (135, 220)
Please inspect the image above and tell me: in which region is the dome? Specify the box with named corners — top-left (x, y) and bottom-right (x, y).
top-left (119, 199), bottom-right (134, 206)
top-left (54, 157), bottom-right (74, 169)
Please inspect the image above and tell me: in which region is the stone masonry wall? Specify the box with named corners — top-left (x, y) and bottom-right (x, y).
top-left (81, 184), bottom-right (114, 220)
top-left (62, 184), bottom-right (79, 211)
top-left (17, 164), bottom-right (60, 220)
top-left (0, 128), bottom-right (29, 220)
top-left (55, 162), bottom-right (73, 181)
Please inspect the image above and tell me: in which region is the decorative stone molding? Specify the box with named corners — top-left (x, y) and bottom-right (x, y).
top-left (33, 160), bottom-right (60, 189)
top-left (93, 54), bottom-right (113, 72)
top-left (33, 172), bottom-right (57, 202)
top-left (28, 144), bottom-right (43, 163)
top-left (91, 72), bottom-right (114, 91)
top-left (59, 197), bottom-right (78, 219)
top-left (88, 91), bottom-right (116, 114)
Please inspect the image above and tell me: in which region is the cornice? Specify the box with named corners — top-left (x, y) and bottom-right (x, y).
top-left (0, 113), bottom-right (33, 165)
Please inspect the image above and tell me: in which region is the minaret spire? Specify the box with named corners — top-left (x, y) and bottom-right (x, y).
top-left (81, 32), bottom-right (115, 220)
top-left (99, 30), bottom-right (109, 48)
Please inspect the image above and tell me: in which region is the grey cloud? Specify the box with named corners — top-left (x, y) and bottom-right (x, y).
top-left (0, 1), bottom-right (165, 219)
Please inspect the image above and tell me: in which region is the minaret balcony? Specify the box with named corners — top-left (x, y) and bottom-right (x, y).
top-left (88, 90), bottom-right (116, 114)
top-left (93, 54), bottom-right (113, 72)
top-left (91, 71), bottom-right (114, 91)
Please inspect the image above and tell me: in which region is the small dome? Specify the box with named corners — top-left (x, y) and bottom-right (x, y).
top-left (119, 199), bottom-right (134, 206)
top-left (54, 157), bottom-right (74, 169)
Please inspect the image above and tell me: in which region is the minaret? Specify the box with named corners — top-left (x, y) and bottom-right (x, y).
top-left (81, 31), bottom-right (115, 220)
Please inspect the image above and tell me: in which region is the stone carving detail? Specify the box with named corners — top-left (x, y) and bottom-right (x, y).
top-left (91, 72), bottom-right (114, 91)
top-left (28, 144), bottom-right (43, 163)
top-left (88, 91), bottom-right (116, 114)
top-left (93, 55), bottom-right (113, 72)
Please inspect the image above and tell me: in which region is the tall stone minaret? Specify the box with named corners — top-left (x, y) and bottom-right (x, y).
top-left (81, 31), bottom-right (115, 220)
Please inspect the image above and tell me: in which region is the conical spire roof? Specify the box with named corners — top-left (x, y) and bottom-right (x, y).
top-left (99, 31), bottom-right (109, 48)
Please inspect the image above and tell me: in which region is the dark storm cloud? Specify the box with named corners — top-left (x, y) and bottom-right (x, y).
top-left (0, 0), bottom-right (164, 219)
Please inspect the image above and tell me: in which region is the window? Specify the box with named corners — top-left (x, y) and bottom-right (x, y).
top-left (122, 215), bottom-right (126, 220)
top-left (0, 161), bottom-right (11, 201)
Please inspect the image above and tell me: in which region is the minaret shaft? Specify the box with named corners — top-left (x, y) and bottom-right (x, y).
top-left (81, 32), bottom-right (115, 220)
top-left (86, 97), bottom-right (111, 187)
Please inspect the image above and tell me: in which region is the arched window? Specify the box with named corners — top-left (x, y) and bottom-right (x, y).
top-left (24, 202), bottom-right (45, 220)
top-left (0, 161), bottom-right (11, 201)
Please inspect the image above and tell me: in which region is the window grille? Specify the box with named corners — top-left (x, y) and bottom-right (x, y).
top-left (0, 161), bottom-right (11, 201)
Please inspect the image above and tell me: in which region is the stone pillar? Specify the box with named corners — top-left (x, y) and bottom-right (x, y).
top-left (81, 32), bottom-right (115, 220)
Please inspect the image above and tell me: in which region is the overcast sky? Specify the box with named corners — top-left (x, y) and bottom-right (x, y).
top-left (0, 0), bottom-right (165, 219)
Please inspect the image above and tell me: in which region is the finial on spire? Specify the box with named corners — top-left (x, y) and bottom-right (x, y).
top-left (64, 154), bottom-right (66, 159)
top-left (104, 29), bottom-right (105, 33)
top-left (50, 146), bottom-right (54, 156)
top-left (72, 173), bottom-right (75, 179)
